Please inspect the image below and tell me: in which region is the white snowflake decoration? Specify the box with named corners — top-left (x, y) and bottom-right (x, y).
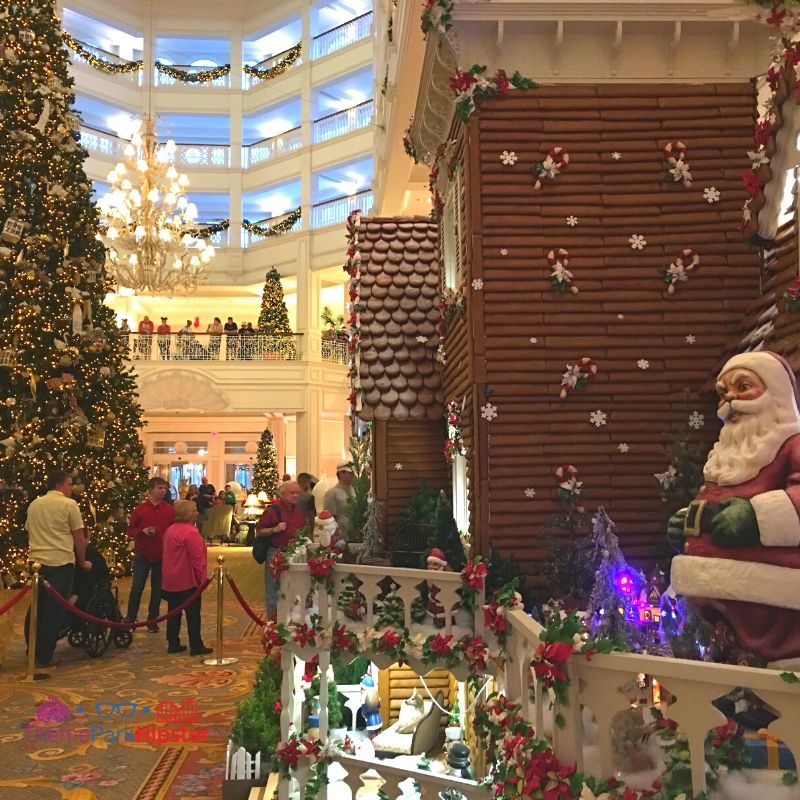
top-left (589, 409), bottom-right (608, 427)
top-left (629, 234), bottom-right (647, 250)
top-left (524, 488), bottom-right (536, 498)
top-left (481, 402), bottom-right (498, 421)
top-left (415, 335), bottom-right (428, 344)
top-left (617, 313), bottom-right (625, 320)
top-left (655, 464), bottom-right (678, 490)
top-left (500, 248), bottom-right (508, 256)
top-left (394, 463), bottom-right (404, 471)
top-left (529, 337), bottom-right (538, 344)
top-left (747, 149), bottom-right (770, 168)
top-left (703, 187), bottom-right (721, 204)
top-left (637, 359), bottom-right (650, 370)
top-left (500, 150), bottom-right (518, 166)
top-left (611, 152), bottom-right (622, 160)
top-left (618, 443), bottom-right (630, 453)
top-left (566, 215), bottom-right (578, 227)
top-left (688, 411), bottom-right (705, 430)
top-left (685, 334), bottom-right (696, 344)
top-left (471, 278), bottom-right (484, 290)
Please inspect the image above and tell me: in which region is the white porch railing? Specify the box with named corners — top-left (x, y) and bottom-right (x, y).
top-left (321, 338), bottom-right (348, 364)
top-left (242, 128), bottom-right (303, 168)
top-left (312, 100), bottom-right (373, 144)
top-left (311, 12), bottom-right (373, 60)
top-left (126, 332), bottom-right (301, 361)
top-left (243, 46), bottom-right (304, 90)
top-left (174, 143), bottom-right (230, 168)
top-left (311, 190), bottom-right (373, 229)
top-left (502, 607), bottom-right (800, 797)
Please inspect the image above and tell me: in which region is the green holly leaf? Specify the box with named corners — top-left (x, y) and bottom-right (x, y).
top-left (782, 772), bottom-right (799, 786)
top-left (780, 671), bottom-right (800, 684)
top-left (510, 71), bottom-right (539, 90)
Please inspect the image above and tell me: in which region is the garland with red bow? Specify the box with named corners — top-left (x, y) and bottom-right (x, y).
top-left (450, 64), bottom-right (538, 123)
top-left (444, 399), bottom-right (466, 463)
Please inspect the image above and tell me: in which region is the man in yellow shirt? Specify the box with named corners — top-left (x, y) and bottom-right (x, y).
top-left (25, 471), bottom-right (90, 667)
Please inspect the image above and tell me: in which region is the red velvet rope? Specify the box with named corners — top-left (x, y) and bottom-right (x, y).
top-left (42, 577), bottom-right (213, 629)
top-left (0, 585), bottom-right (31, 616)
top-left (225, 574), bottom-right (267, 627)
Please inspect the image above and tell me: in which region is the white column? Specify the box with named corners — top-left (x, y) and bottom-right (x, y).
top-left (295, 254), bottom-right (322, 362)
top-left (301, 6), bottom-right (313, 231)
top-left (296, 387), bottom-right (322, 477)
top-left (229, 23), bottom-right (244, 256)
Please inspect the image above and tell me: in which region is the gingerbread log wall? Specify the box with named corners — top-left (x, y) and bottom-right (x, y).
top-left (462, 83), bottom-right (762, 575)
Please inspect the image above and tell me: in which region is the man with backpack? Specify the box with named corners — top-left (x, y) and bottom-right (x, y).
top-left (255, 481), bottom-right (306, 620)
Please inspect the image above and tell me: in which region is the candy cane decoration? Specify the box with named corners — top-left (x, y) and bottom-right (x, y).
top-left (663, 140), bottom-right (692, 188)
top-left (532, 146), bottom-right (570, 191)
top-left (547, 247), bottom-right (579, 294)
top-left (554, 464), bottom-right (582, 496)
top-left (661, 248), bottom-right (700, 295)
top-left (559, 357), bottom-right (598, 399)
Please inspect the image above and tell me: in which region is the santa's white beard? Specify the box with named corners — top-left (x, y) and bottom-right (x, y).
top-left (704, 391), bottom-right (800, 486)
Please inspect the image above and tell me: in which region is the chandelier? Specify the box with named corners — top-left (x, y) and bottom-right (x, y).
top-left (97, 114), bottom-right (215, 295)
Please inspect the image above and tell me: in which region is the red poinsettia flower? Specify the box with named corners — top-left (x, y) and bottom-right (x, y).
top-left (711, 718), bottom-right (742, 746)
top-left (494, 69), bottom-right (510, 94)
top-left (428, 633), bottom-right (454, 657)
top-left (753, 119), bottom-right (773, 147)
top-left (308, 551), bottom-right (337, 579)
top-left (742, 170), bottom-right (761, 197)
top-left (484, 603), bottom-right (507, 635)
top-left (654, 715), bottom-right (678, 730)
top-left (292, 623), bottom-right (317, 648)
top-left (462, 558), bottom-right (488, 590)
top-left (461, 635), bottom-right (489, 672)
top-left (269, 551), bottom-right (289, 582)
top-left (767, 6), bottom-right (787, 26)
top-left (787, 278), bottom-right (800, 300)
top-left (535, 641), bottom-right (574, 664)
top-left (332, 622), bottom-right (357, 653)
top-left (450, 68), bottom-right (478, 94)
top-left (277, 737), bottom-right (319, 768)
top-left (767, 66), bottom-right (782, 91)
top-left (377, 629), bottom-right (402, 651)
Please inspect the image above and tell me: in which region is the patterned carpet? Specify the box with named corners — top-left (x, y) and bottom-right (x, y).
top-left (0, 548), bottom-right (267, 800)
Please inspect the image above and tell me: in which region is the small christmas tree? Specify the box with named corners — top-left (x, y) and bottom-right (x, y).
top-left (252, 428), bottom-right (279, 498)
top-left (584, 507), bottom-right (638, 642)
top-left (0, 0), bottom-right (147, 572)
top-left (357, 498), bottom-right (384, 564)
top-left (258, 267), bottom-right (292, 334)
top-left (433, 490), bottom-right (465, 572)
top-left (376, 588), bottom-right (406, 628)
top-left (344, 432), bottom-right (370, 543)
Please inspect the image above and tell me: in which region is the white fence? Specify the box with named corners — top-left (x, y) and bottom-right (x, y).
top-left (126, 332), bottom-right (301, 362)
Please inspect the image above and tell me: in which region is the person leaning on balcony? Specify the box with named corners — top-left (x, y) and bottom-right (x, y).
top-left (323, 462), bottom-right (355, 538)
top-left (206, 317), bottom-right (223, 359)
top-left (256, 481), bottom-right (306, 620)
top-left (137, 315), bottom-right (154, 358)
top-left (156, 317), bottom-right (171, 360)
top-left (223, 316), bottom-right (238, 359)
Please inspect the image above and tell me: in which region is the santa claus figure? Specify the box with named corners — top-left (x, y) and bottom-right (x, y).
top-left (314, 510), bottom-right (349, 561)
top-left (427, 547), bottom-right (449, 628)
top-left (670, 350), bottom-right (800, 662)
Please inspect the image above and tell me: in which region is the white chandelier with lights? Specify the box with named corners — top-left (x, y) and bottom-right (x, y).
top-left (97, 114), bottom-right (215, 295)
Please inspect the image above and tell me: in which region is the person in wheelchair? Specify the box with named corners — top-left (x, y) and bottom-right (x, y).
top-left (70, 542), bottom-right (111, 609)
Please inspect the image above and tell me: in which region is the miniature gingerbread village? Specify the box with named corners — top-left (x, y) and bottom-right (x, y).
top-left (231, 4), bottom-right (800, 800)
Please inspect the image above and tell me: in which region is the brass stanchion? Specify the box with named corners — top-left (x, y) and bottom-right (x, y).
top-left (16, 563), bottom-right (49, 682)
top-left (204, 554), bottom-right (237, 666)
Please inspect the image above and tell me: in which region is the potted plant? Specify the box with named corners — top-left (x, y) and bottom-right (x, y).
top-left (225, 656), bottom-right (281, 800)
top-left (445, 700), bottom-right (462, 741)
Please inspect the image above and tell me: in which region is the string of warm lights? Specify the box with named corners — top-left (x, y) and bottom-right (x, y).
top-left (187, 219), bottom-right (230, 237)
top-left (242, 208), bottom-right (302, 237)
top-left (61, 32), bottom-right (145, 74)
top-left (0, 0), bottom-right (148, 575)
top-left (243, 43), bottom-right (302, 80)
top-left (154, 60), bottom-right (231, 83)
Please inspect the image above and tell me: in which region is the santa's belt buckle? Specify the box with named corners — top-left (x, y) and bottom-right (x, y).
top-left (684, 500), bottom-right (707, 538)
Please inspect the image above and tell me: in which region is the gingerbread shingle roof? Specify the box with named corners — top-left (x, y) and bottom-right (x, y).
top-left (357, 216), bottom-right (443, 421)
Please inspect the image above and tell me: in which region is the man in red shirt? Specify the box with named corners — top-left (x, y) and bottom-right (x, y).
top-left (256, 481), bottom-right (306, 620)
top-left (156, 316), bottom-right (171, 360)
top-left (125, 477), bottom-right (174, 632)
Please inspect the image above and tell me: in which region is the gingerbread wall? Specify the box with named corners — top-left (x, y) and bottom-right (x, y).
top-left (451, 83), bottom-right (763, 574)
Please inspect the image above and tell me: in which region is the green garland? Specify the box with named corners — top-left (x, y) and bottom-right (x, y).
top-left (186, 219), bottom-right (230, 237)
top-left (154, 61), bottom-right (231, 83)
top-left (243, 43), bottom-right (302, 80)
top-left (242, 208), bottom-right (302, 238)
top-left (62, 32), bottom-right (143, 74)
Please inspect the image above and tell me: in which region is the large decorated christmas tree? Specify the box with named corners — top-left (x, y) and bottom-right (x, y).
top-left (252, 428), bottom-right (279, 499)
top-left (0, 0), bottom-right (147, 573)
top-left (257, 267), bottom-right (292, 334)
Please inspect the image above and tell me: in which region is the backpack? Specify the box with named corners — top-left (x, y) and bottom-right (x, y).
top-left (252, 504), bottom-right (281, 564)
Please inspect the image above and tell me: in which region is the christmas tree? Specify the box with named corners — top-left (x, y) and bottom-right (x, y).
top-left (0, 0), bottom-right (147, 573)
top-left (257, 267), bottom-right (292, 334)
top-left (252, 428), bottom-right (279, 498)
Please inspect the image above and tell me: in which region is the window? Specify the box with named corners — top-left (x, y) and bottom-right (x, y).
top-left (152, 440), bottom-right (208, 455)
top-left (452, 453), bottom-right (467, 532)
top-left (441, 166), bottom-right (462, 290)
top-left (224, 441), bottom-right (249, 455)
top-left (225, 462), bottom-right (252, 490)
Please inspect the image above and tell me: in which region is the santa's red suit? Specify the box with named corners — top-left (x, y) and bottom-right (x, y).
top-left (671, 351), bottom-right (800, 661)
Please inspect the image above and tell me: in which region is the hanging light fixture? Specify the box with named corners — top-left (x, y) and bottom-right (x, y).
top-left (96, 113), bottom-right (215, 295)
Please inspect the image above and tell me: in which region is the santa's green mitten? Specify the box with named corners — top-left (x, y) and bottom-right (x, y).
top-left (708, 497), bottom-right (760, 548)
top-left (666, 508), bottom-right (688, 552)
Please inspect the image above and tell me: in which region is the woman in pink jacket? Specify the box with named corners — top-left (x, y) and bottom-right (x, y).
top-left (161, 500), bottom-right (212, 656)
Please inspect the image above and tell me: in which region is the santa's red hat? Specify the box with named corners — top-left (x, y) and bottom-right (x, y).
top-left (318, 510), bottom-right (333, 520)
top-left (427, 547), bottom-right (447, 568)
top-left (719, 351), bottom-right (799, 405)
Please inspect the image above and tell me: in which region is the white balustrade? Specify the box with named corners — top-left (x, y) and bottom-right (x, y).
top-left (242, 212), bottom-right (302, 247)
top-left (79, 127), bottom-right (128, 159)
top-left (243, 47), bottom-right (304, 90)
top-left (153, 66), bottom-right (230, 88)
top-left (67, 39), bottom-right (142, 84)
top-left (311, 190), bottom-right (373, 229)
top-left (126, 332), bottom-right (301, 361)
top-left (311, 11), bottom-right (373, 60)
top-left (312, 100), bottom-right (373, 144)
top-left (174, 143), bottom-right (230, 168)
top-left (321, 338), bottom-right (348, 364)
top-left (242, 128), bottom-right (303, 168)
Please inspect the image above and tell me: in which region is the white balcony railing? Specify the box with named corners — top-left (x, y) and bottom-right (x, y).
top-left (311, 189), bottom-right (372, 229)
top-left (312, 100), bottom-right (373, 144)
top-left (126, 332), bottom-right (301, 361)
top-left (67, 38), bottom-right (142, 84)
top-left (174, 143), bottom-right (230, 168)
top-left (242, 211), bottom-right (302, 247)
top-left (79, 126), bottom-right (128, 159)
top-left (321, 337), bottom-right (348, 364)
top-left (311, 11), bottom-right (373, 60)
top-left (153, 65), bottom-right (230, 88)
top-left (242, 128), bottom-right (303, 168)
top-left (243, 46), bottom-right (304, 90)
